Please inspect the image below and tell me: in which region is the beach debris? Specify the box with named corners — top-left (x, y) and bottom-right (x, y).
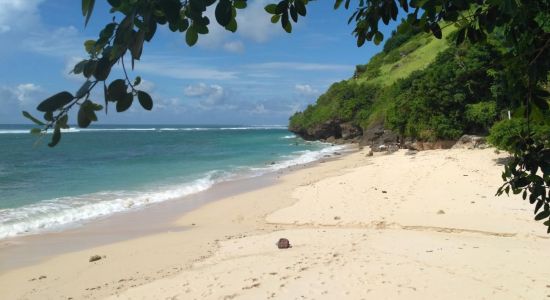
top-left (38, 275), bottom-right (47, 280)
top-left (276, 238), bottom-right (291, 249)
top-left (89, 255), bottom-right (103, 262)
top-left (437, 210), bottom-right (446, 215)
top-left (382, 190), bottom-right (387, 194)
top-left (367, 150), bottom-right (374, 156)
top-left (334, 216), bottom-right (341, 220)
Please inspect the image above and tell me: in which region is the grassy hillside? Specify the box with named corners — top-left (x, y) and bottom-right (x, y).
top-left (288, 25), bottom-right (523, 142)
top-left (289, 27), bottom-right (454, 133)
top-left (354, 26), bottom-right (454, 87)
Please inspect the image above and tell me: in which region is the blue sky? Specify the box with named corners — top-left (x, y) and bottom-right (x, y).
top-left (0, 0), bottom-right (399, 125)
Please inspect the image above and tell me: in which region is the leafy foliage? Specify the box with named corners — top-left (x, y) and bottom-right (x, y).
top-left (488, 118), bottom-right (550, 152)
top-left (289, 81), bottom-right (380, 130)
top-left (386, 42), bottom-right (505, 141)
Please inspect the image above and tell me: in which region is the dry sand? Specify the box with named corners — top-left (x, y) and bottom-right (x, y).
top-left (1, 147), bottom-right (549, 299)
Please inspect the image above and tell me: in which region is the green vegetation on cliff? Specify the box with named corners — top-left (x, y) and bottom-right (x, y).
top-left (289, 25), bottom-right (527, 142)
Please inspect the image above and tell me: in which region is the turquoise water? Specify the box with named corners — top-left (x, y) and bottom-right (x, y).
top-left (0, 124), bottom-right (342, 239)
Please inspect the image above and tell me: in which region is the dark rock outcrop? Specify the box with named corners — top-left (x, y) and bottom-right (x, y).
top-left (289, 120), bottom-right (362, 142)
top-left (340, 122), bottom-right (363, 140)
top-left (452, 135), bottom-right (488, 149)
top-left (409, 140), bottom-right (456, 151)
top-left (359, 122), bottom-right (399, 151)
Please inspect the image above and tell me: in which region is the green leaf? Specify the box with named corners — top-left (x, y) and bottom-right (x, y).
top-left (295, 0), bottom-right (307, 16)
top-left (22, 111), bottom-right (45, 126)
top-left (290, 5), bottom-right (298, 22)
top-left (535, 210), bottom-right (550, 221)
top-left (82, 0), bottom-right (95, 27)
top-left (48, 125), bottom-right (61, 148)
top-left (83, 60), bottom-right (97, 78)
top-left (30, 128), bottom-right (42, 136)
top-left (44, 111), bottom-right (53, 122)
top-left (374, 31), bottom-right (384, 45)
top-left (130, 30), bottom-right (145, 61)
top-left (76, 80), bottom-right (93, 99)
top-left (225, 18), bottom-right (237, 32)
top-left (431, 23), bottom-right (442, 39)
top-left (137, 91), bottom-right (153, 110)
top-left (78, 105), bottom-right (92, 128)
top-left (37, 92), bottom-right (74, 112)
top-left (145, 20), bottom-right (157, 42)
top-left (456, 27), bottom-right (466, 46)
top-left (94, 57), bottom-right (111, 81)
top-left (271, 14), bottom-right (281, 23)
top-left (134, 76), bottom-right (142, 86)
top-left (108, 79), bottom-right (127, 102)
top-left (84, 40), bottom-right (96, 54)
top-left (116, 93), bottom-right (134, 112)
top-left (186, 26), bottom-right (199, 46)
top-left (73, 60), bottom-right (88, 75)
top-left (265, 4), bottom-right (278, 14)
top-left (215, 0), bottom-right (232, 26)
top-left (107, 0), bottom-right (121, 7)
top-left (234, 0), bottom-right (247, 9)
top-left (58, 114), bottom-right (69, 129)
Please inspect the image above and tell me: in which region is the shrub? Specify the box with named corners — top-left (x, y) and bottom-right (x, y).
top-left (465, 102), bottom-right (497, 133)
top-left (488, 118), bottom-right (550, 152)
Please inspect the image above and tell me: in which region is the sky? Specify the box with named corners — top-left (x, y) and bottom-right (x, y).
top-left (0, 0), bottom-right (399, 125)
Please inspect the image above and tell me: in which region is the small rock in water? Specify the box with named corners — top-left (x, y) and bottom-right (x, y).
top-left (270, 161), bottom-right (276, 165)
top-left (89, 255), bottom-right (103, 262)
top-left (333, 152), bottom-right (341, 156)
top-left (276, 238), bottom-right (291, 249)
top-left (437, 210), bottom-right (446, 215)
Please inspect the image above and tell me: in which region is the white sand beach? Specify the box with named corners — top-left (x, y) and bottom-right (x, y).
top-left (1, 147), bottom-right (549, 299)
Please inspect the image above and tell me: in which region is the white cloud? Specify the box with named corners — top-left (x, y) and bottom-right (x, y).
top-left (236, 0), bottom-right (280, 43)
top-left (14, 83), bottom-right (41, 104)
top-left (294, 84), bottom-right (319, 96)
top-left (0, 83), bottom-right (42, 105)
top-left (0, 83), bottom-right (45, 122)
top-left (248, 62), bottom-right (353, 72)
top-left (248, 103), bottom-right (267, 114)
top-left (184, 83), bottom-right (229, 109)
top-left (196, 0), bottom-right (280, 51)
top-left (223, 40), bottom-right (245, 53)
top-left (23, 26), bottom-right (85, 57)
top-left (0, 0), bottom-right (43, 34)
top-left (137, 79), bottom-right (155, 93)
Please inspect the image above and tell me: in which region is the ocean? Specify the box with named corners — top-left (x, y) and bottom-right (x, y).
top-left (0, 124), bottom-right (343, 240)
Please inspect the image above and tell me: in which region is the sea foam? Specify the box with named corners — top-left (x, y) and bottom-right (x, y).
top-left (0, 143), bottom-right (346, 240)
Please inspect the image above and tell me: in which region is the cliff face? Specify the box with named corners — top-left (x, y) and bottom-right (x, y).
top-left (288, 120), bottom-right (362, 142)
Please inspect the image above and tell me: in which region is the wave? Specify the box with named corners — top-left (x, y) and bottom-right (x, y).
top-left (0, 171), bottom-right (228, 240)
top-left (249, 144), bottom-right (347, 174)
top-left (281, 134), bottom-right (296, 139)
top-left (0, 126), bottom-right (287, 134)
top-left (0, 142), bottom-right (347, 240)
